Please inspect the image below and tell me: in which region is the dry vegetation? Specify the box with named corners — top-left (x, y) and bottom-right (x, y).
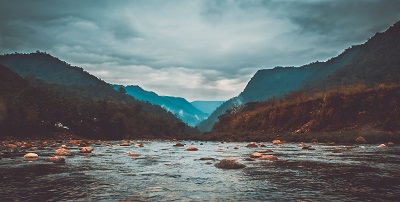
top-left (201, 84), bottom-right (400, 143)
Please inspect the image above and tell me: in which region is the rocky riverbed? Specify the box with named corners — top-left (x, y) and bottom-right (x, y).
top-left (0, 140), bottom-right (399, 201)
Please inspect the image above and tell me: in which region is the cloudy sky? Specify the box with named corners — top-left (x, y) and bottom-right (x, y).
top-left (1, 0), bottom-right (399, 101)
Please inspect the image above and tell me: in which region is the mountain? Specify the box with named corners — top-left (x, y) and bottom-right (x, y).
top-left (0, 51), bottom-right (105, 87)
top-left (204, 84), bottom-right (400, 143)
top-left (112, 85), bottom-right (208, 126)
top-left (198, 20), bottom-right (400, 132)
top-left (190, 101), bottom-right (224, 115)
top-left (0, 53), bottom-right (189, 139)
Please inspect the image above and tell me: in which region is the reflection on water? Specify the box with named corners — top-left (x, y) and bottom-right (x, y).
top-left (1, 141), bottom-right (399, 201)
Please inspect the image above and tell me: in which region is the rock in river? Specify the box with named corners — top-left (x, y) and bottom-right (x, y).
top-left (215, 159), bottom-right (246, 169)
top-left (135, 143), bottom-right (144, 147)
top-left (24, 153), bottom-right (39, 159)
top-left (45, 156), bottom-right (65, 163)
top-left (174, 142), bottom-right (185, 147)
top-left (55, 148), bottom-right (72, 156)
top-left (250, 152), bottom-right (262, 158)
top-left (126, 152), bottom-right (141, 157)
top-left (332, 148), bottom-right (343, 153)
top-left (120, 142), bottom-right (131, 146)
top-left (186, 146), bottom-right (198, 151)
top-left (246, 143), bottom-right (258, 148)
top-left (80, 147), bottom-right (93, 153)
top-left (356, 136), bottom-right (367, 144)
top-left (258, 155), bottom-right (278, 161)
top-left (200, 157), bottom-right (215, 161)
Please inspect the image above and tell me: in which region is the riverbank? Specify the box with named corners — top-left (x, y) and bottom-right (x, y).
top-left (196, 129), bottom-right (400, 144)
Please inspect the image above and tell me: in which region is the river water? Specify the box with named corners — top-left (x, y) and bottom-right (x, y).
top-left (0, 141), bottom-right (399, 201)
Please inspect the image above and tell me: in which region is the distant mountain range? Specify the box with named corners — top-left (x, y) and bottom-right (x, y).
top-left (0, 52), bottom-right (189, 139)
top-left (112, 85), bottom-right (214, 126)
top-left (190, 101), bottom-right (224, 115)
top-left (198, 20), bottom-right (400, 132)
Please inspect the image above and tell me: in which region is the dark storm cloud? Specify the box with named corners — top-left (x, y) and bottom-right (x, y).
top-left (277, 0), bottom-right (400, 43)
top-left (0, 0), bottom-right (399, 100)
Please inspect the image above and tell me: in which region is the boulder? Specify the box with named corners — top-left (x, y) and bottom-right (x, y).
top-left (214, 159), bottom-right (246, 169)
top-left (80, 147), bottom-right (93, 153)
top-left (205, 162), bottom-right (213, 165)
top-left (54, 148), bottom-right (72, 156)
top-left (258, 143), bottom-right (266, 147)
top-left (250, 152), bottom-right (262, 158)
top-left (259, 155), bottom-right (278, 161)
top-left (311, 139), bottom-right (318, 143)
top-left (45, 156), bottom-right (65, 163)
top-left (246, 143), bottom-right (258, 148)
top-left (173, 143), bottom-right (185, 147)
top-left (302, 146), bottom-right (310, 150)
top-left (307, 147), bottom-right (316, 150)
top-left (120, 142), bottom-right (130, 146)
top-left (244, 158), bottom-right (256, 161)
top-left (135, 143), bottom-right (144, 147)
top-left (272, 140), bottom-right (282, 144)
top-left (186, 146), bottom-right (198, 151)
top-left (378, 144), bottom-right (386, 148)
top-left (61, 145), bottom-right (68, 149)
top-left (388, 142), bottom-right (395, 147)
top-left (7, 144), bottom-right (18, 149)
top-left (234, 147), bottom-right (239, 149)
top-left (20, 143), bottom-right (33, 150)
top-left (356, 136), bottom-right (367, 144)
top-left (24, 153), bottom-right (39, 159)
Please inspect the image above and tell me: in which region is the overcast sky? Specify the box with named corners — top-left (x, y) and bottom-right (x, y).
top-left (1, 0), bottom-right (399, 101)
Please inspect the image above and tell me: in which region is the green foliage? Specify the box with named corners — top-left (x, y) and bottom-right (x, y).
top-left (0, 64), bottom-right (189, 140)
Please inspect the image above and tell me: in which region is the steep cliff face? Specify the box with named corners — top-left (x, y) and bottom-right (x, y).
top-left (198, 20), bottom-right (400, 132)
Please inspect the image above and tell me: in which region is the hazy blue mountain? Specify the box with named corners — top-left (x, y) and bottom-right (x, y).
top-left (191, 101), bottom-right (224, 115)
top-left (198, 21), bottom-right (400, 132)
top-left (113, 85), bottom-right (208, 126)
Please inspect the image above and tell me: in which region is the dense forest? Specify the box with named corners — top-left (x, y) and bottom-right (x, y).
top-left (0, 63), bottom-right (190, 140)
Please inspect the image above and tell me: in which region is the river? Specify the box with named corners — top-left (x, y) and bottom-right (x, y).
top-left (0, 140), bottom-right (399, 201)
